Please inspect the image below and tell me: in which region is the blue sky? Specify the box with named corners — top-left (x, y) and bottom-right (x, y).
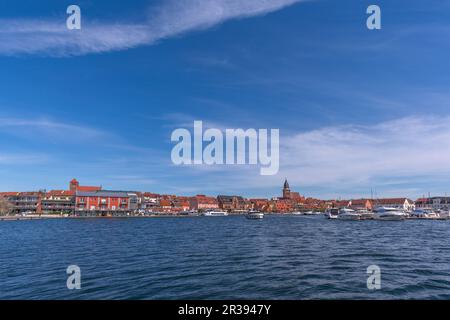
top-left (1, 0), bottom-right (450, 199)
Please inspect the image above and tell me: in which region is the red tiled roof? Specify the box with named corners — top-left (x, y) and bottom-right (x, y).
top-left (177, 201), bottom-right (190, 207)
top-left (196, 196), bottom-right (218, 204)
top-left (47, 190), bottom-right (75, 196)
top-left (350, 199), bottom-right (372, 205)
top-left (159, 199), bottom-right (171, 207)
top-left (77, 186), bottom-right (101, 192)
top-left (0, 192), bottom-right (19, 196)
top-left (143, 192), bottom-right (160, 197)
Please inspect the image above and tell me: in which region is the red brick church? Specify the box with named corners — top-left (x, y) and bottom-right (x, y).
top-left (282, 179), bottom-right (305, 202)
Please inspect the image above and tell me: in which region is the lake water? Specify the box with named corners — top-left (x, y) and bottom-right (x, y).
top-left (1, 215), bottom-right (450, 300)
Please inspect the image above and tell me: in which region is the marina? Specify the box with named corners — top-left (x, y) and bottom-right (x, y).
top-left (2, 179), bottom-right (449, 223)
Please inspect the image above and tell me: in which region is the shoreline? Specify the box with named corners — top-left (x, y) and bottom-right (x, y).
top-left (2, 213), bottom-right (449, 222)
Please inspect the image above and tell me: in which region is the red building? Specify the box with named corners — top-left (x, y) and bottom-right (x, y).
top-left (249, 199), bottom-right (270, 212)
top-left (271, 198), bottom-right (293, 212)
top-left (75, 190), bottom-right (137, 215)
top-left (190, 195), bottom-right (219, 211)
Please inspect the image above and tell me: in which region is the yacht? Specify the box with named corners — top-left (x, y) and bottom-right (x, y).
top-left (358, 210), bottom-right (375, 220)
top-left (180, 210), bottom-right (199, 216)
top-left (373, 207), bottom-right (408, 221)
top-left (291, 211), bottom-right (303, 216)
top-left (338, 208), bottom-right (361, 220)
top-left (410, 208), bottom-right (439, 220)
top-left (202, 210), bottom-right (228, 217)
top-left (437, 210), bottom-right (450, 220)
top-left (304, 211), bottom-right (321, 216)
top-left (325, 208), bottom-right (339, 219)
top-left (246, 210), bottom-right (264, 220)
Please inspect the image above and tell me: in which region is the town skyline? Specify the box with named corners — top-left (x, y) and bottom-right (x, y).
top-left (0, 177), bottom-right (445, 202)
top-left (1, 177), bottom-right (443, 216)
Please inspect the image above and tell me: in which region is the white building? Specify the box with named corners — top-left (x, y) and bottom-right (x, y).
top-left (416, 197), bottom-right (450, 210)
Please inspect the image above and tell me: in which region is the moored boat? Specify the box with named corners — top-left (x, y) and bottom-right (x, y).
top-left (338, 208), bottom-right (361, 220)
top-left (410, 208), bottom-right (439, 220)
top-left (374, 207), bottom-right (408, 221)
top-left (201, 210), bottom-right (228, 217)
top-left (437, 210), bottom-right (450, 220)
top-left (358, 210), bottom-right (374, 220)
top-left (304, 211), bottom-right (321, 216)
top-left (180, 210), bottom-right (199, 216)
top-left (325, 208), bottom-right (339, 219)
top-left (246, 210), bottom-right (264, 220)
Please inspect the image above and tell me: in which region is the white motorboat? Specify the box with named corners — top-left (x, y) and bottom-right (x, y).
top-left (181, 210), bottom-right (199, 216)
top-left (291, 211), bottom-right (303, 216)
top-left (437, 210), bottom-right (450, 220)
top-left (202, 210), bottom-right (228, 217)
top-left (325, 208), bottom-right (339, 219)
top-left (374, 207), bottom-right (408, 221)
top-left (304, 211), bottom-right (321, 216)
top-left (410, 208), bottom-right (439, 220)
top-left (246, 210), bottom-right (264, 220)
top-left (358, 210), bottom-right (375, 220)
top-left (338, 208), bottom-right (361, 220)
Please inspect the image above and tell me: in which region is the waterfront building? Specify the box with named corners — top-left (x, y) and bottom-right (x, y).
top-left (0, 191), bottom-right (44, 214)
top-left (75, 190), bottom-right (138, 216)
top-left (415, 197), bottom-right (450, 210)
top-left (349, 199), bottom-right (373, 211)
top-left (158, 199), bottom-right (173, 213)
top-left (141, 192), bottom-right (161, 210)
top-left (271, 198), bottom-right (293, 212)
top-left (249, 199), bottom-right (270, 212)
top-left (217, 195), bottom-right (248, 211)
top-left (172, 199), bottom-right (191, 212)
top-left (294, 198), bottom-right (327, 211)
top-left (41, 190), bottom-right (75, 214)
top-left (189, 195), bottom-right (219, 211)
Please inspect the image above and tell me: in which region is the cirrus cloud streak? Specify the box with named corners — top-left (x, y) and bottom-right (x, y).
top-left (0, 0), bottom-right (305, 57)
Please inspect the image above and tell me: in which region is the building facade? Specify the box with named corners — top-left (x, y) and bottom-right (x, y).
top-left (41, 190), bottom-right (75, 214)
top-left (217, 195), bottom-right (248, 211)
top-left (416, 197), bottom-right (450, 210)
top-left (0, 192), bottom-right (44, 214)
top-left (189, 195), bottom-right (219, 211)
top-left (75, 190), bottom-right (138, 216)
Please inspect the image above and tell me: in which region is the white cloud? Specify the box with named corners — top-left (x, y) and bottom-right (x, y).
top-left (0, 0), bottom-right (305, 56)
top-left (0, 117), bottom-right (110, 141)
top-left (0, 153), bottom-right (49, 165)
top-left (279, 116), bottom-right (450, 190)
top-left (160, 115), bottom-right (450, 198)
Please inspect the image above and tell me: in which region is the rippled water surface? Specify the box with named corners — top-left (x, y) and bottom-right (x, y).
top-left (1, 216), bottom-right (450, 299)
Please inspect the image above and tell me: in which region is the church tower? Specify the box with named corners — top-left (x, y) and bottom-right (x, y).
top-left (283, 179), bottom-right (291, 199)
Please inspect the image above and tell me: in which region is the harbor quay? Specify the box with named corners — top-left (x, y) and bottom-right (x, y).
top-left (0, 178), bottom-right (449, 219)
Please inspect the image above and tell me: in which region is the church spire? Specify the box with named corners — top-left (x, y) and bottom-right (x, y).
top-left (283, 179), bottom-right (291, 199)
top-left (284, 178), bottom-right (290, 189)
